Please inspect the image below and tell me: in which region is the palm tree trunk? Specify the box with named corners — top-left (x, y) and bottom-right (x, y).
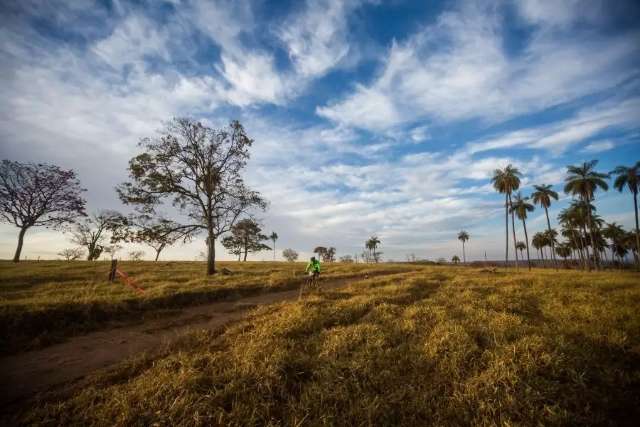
top-left (544, 206), bottom-right (558, 270)
top-left (508, 193), bottom-right (519, 270)
top-left (585, 199), bottom-right (600, 270)
top-left (522, 219), bottom-right (531, 270)
top-left (634, 191), bottom-right (640, 269)
top-left (505, 194), bottom-right (509, 267)
top-left (462, 241), bottom-right (466, 264)
top-left (580, 226), bottom-right (590, 271)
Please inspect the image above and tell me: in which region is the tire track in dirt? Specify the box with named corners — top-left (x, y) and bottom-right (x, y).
top-left (0, 271), bottom-right (408, 406)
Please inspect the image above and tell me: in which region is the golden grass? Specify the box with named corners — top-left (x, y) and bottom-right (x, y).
top-left (13, 267), bottom-right (640, 426)
top-left (0, 260), bottom-right (418, 354)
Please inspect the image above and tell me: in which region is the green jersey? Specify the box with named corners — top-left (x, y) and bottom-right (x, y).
top-left (306, 259), bottom-right (321, 273)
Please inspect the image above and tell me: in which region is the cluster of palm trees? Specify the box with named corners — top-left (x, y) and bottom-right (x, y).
top-left (488, 160), bottom-right (639, 271)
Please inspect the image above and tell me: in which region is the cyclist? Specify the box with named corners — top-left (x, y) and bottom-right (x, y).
top-left (305, 256), bottom-right (321, 286)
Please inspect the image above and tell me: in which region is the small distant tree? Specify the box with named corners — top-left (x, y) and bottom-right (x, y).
top-left (314, 246), bottom-right (328, 260)
top-left (340, 255), bottom-right (354, 263)
top-left (128, 215), bottom-right (193, 261)
top-left (222, 218), bottom-right (270, 261)
top-left (58, 248), bottom-right (84, 261)
top-left (0, 160), bottom-right (87, 262)
top-left (282, 248), bottom-right (299, 262)
top-left (70, 211), bottom-right (127, 261)
top-left (452, 255), bottom-right (460, 264)
top-left (269, 232), bottom-right (278, 260)
top-left (516, 241), bottom-right (526, 260)
top-left (365, 236), bottom-right (381, 263)
top-left (129, 250), bottom-right (145, 261)
top-left (117, 118), bottom-right (267, 275)
top-left (457, 231), bottom-right (469, 263)
top-left (325, 247), bottom-right (336, 262)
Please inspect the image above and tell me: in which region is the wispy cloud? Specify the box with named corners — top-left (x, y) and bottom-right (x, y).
top-left (317, 0), bottom-right (639, 131)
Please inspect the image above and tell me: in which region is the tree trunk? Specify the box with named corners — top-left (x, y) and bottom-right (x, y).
top-left (508, 193), bottom-right (519, 270)
top-left (580, 226), bottom-right (590, 271)
top-left (522, 219), bottom-right (531, 270)
top-left (462, 241), bottom-right (466, 264)
top-left (505, 194), bottom-right (509, 267)
top-left (13, 226), bottom-right (28, 263)
top-left (273, 240), bottom-right (276, 261)
top-left (544, 206), bottom-right (558, 270)
top-left (207, 229), bottom-right (216, 275)
top-left (634, 191), bottom-right (640, 270)
top-left (585, 199), bottom-right (600, 270)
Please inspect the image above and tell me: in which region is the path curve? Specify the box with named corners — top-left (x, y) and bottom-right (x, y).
top-left (0, 272), bottom-right (400, 407)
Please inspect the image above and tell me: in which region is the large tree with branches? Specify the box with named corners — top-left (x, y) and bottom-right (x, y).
top-left (117, 118), bottom-right (266, 275)
top-left (0, 160), bottom-right (86, 262)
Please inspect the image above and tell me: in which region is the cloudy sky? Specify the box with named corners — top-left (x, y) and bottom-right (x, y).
top-left (1, 0), bottom-right (639, 262)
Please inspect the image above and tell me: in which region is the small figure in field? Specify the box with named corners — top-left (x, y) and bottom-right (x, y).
top-left (305, 256), bottom-right (321, 288)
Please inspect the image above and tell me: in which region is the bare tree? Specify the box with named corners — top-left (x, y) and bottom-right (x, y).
top-left (70, 210), bottom-right (127, 261)
top-left (58, 247), bottom-right (84, 261)
top-left (0, 160), bottom-right (86, 262)
top-left (128, 250), bottom-right (145, 261)
top-left (282, 248), bottom-right (298, 262)
top-left (117, 118), bottom-right (266, 275)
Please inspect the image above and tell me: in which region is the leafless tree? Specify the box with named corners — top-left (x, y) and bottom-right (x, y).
top-left (58, 247), bottom-right (84, 261)
top-left (0, 160), bottom-right (86, 262)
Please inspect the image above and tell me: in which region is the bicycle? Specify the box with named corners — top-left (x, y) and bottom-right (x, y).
top-left (298, 271), bottom-right (321, 299)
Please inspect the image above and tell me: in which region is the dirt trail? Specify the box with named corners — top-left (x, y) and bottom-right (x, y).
top-left (0, 273), bottom-right (395, 406)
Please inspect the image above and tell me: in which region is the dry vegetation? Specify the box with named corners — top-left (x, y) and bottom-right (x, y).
top-left (9, 266), bottom-right (640, 426)
top-left (0, 260), bottom-right (417, 355)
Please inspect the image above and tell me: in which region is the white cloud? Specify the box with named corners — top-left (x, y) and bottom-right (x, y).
top-left (581, 140), bottom-right (615, 154)
top-left (277, 0), bottom-right (364, 78)
top-left (466, 98), bottom-right (640, 155)
top-left (92, 14), bottom-right (170, 69)
top-left (317, 0), bottom-right (639, 131)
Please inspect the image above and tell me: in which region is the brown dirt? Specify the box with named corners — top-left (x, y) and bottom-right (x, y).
top-left (0, 273), bottom-right (395, 407)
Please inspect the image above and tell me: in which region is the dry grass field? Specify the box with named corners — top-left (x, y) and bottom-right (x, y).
top-left (0, 260), bottom-right (418, 355)
top-left (4, 264), bottom-right (639, 426)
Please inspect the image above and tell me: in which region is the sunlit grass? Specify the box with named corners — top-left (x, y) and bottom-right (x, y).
top-left (13, 267), bottom-right (640, 426)
top-left (0, 260), bottom-right (419, 354)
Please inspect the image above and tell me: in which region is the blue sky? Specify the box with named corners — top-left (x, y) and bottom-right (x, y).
top-left (1, 0), bottom-right (639, 261)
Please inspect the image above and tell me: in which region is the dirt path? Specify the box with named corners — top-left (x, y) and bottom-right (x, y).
top-left (0, 273), bottom-right (393, 407)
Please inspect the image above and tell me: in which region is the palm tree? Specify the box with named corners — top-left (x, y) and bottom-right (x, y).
top-left (366, 236), bottom-right (381, 263)
top-left (516, 241), bottom-right (526, 260)
top-left (611, 162), bottom-right (640, 267)
top-left (510, 192), bottom-right (534, 270)
top-left (564, 160), bottom-right (609, 270)
top-left (492, 165), bottom-right (522, 269)
top-left (555, 243), bottom-right (572, 266)
top-left (532, 184), bottom-right (559, 268)
top-left (452, 255), bottom-right (460, 264)
top-left (532, 232), bottom-right (545, 265)
top-left (269, 232), bottom-right (278, 261)
top-left (457, 231), bottom-right (469, 263)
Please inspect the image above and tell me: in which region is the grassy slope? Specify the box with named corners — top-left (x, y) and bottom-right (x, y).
top-left (0, 261), bottom-right (418, 354)
top-left (17, 267), bottom-right (640, 426)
